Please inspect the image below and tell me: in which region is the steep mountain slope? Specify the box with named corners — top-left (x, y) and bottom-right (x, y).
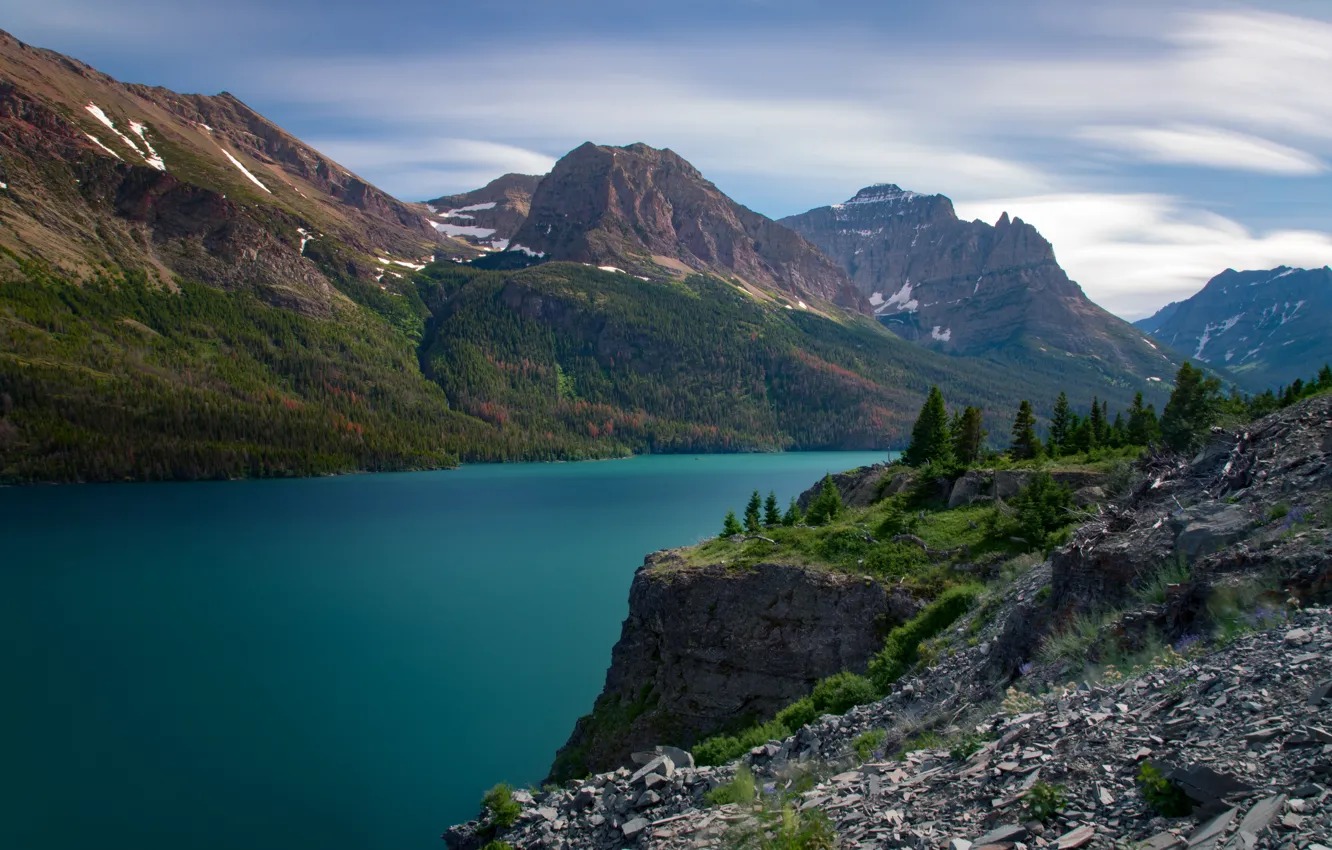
top-left (425, 172), bottom-right (541, 253)
top-left (0, 28), bottom-right (478, 317)
top-left (780, 185), bottom-right (1178, 388)
top-left (503, 143), bottom-right (866, 310)
top-left (1135, 266), bottom-right (1332, 390)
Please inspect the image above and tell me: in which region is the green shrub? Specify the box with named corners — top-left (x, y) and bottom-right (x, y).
top-left (1137, 762), bottom-right (1192, 816)
top-left (868, 584), bottom-right (981, 693)
top-left (706, 764), bottom-right (756, 806)
top-left (694, 719), bottom-right (789, 766)
top-left (1036, 612), bottom-right (1106, 666)
top-left (480, 783), bottom-right (521, 834)
top-left (726, 802), bottom-right (836, 850)
top-left (481, 843), bottom-right (514, 850)
top-left (1013, 471), bottom-right (1074, 545)
top-left (805, 475), bottom-right (843, 526)
top-left (775, 697), bottom-right (817, 731)
top-left (1024, 782), bottom-right (1066, 822)
top-left (1267, 502), bottom-right (1291, 523)
top-left (948, 731), bottom-right (989, 761)
top-left (852, 729), bottom-right (887, 762)
top-left (810, 672), bottom-right (877, 715)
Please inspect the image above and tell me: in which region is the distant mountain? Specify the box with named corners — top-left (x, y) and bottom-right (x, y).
top-left (424, 173), bottom-right (541, 253)
top-left (1134, 266), bottom-right (1332, 390)
top-left (780, 184), bottom-right (1179, 391)
top-left (503, 142), bottom-right (866, 310)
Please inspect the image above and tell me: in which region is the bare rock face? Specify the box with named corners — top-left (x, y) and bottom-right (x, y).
top-left (425, 172), bottom-right (542, 252)
top-left (779, 185), bottom-right (1172, 377)
top-left (508, 142), bottom-right (866, 310)
top-left (548, 554), bottom-right (918, 781)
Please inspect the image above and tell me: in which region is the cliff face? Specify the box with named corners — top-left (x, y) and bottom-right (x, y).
top-left (507, 142), bottom-right (866, 310)
top-left (549, 555), bottom-right (918, 781)
top-left (425, 172), bottom-right (542, 252)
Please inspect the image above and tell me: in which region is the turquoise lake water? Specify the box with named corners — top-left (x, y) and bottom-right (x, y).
top-left (0, 452), bottom-right (889, 850)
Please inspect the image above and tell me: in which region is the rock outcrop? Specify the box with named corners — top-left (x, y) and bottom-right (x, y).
top-left (1135, 266), bottom-right (1332, 391)
top-left (425, 172), bottom-right (542, 252)
top-left (450, 395), bottom-right (1332, 850)
top-left (505, 142), bottom-right (866, 310)
top-left (548, 553), bottom-right (919, 782)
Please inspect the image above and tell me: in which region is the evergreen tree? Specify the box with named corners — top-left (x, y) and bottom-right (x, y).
top-left (1126, 392), bottom-right (1158, 446)
top-left (744, 490), bottom-right (763, 533)
top-left (1110, 412), bottom-right (1126, 447)
top-left (1048, 391), bottom-right (1072, 456)
top-left (1009, 400), bottom-right (1042, 461)
top-left (781, 496), bottom-right (802, 527)
top-left (763, 491), bottom-right (782, 526)
top-left (904, 386), bottom-right (953, 467)
top-left (722, 510), bottom-right (743, 537)
top-left (805, 475), bottom-right (843, 525)
top-left (1318, 364), bottom-right (1332, 389)
top-left (952, 406), bottom-right (986, 466)
top-left (1088, 396), bottom-right (1106, 447)
top-left (1160, 361), bottom-right (1223, 452)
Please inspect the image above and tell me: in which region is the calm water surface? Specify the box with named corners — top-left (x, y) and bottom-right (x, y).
top-left (1, 452), bottom-right (889, 850)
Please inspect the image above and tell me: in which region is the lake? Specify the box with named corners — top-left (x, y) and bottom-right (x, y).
top-left (0, 451), bottom-right (889, 850)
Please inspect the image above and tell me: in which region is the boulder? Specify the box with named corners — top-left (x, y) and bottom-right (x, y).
top-left (1071, 486), bottom-right (1105, 507)
top-left (629, 755), bottom-right (674, 786)
top-left (1173, 504), bottom-right (1254, 559)
top-left (948, 471), bottom-right (992, 509)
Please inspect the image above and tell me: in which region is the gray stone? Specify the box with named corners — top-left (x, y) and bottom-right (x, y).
top-left (1224, 795), bottom-right (1286, 850)
top-left (1188, 807), bottom-right (1237, 850)
top-left (571, 787), bottom-right (596, 811)
top-left (973, 824), bottom-right (1028, 846)
top-left (1142, 833), bottom-right (1186, 850)
top-left (659, 745), bottom-right (695, 770)
top-left (948, 471), bottom-right (992, 509)
top-left (1071, 486), bottom-right (1106, 508)
top-left (629, 755), bottom-right (673, 786)
top-left (1308, 681), bottom-right (1332, 707)
top-left (635, 789), bottom-right (661, 809)
top-left (1055, 825), bottom-right (1096, 850)
top-left (950, 839), bottom-right (973, 850)
top-left (1169, 764), bottom-right (1254, 804)
top-left (621, 817), bottom-right (649, 838)
top-left (1174, 504), bottom-right (1253, 559)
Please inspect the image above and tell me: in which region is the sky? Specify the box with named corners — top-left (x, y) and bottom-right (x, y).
top-left (6, 0), bottom-right (1332, 319)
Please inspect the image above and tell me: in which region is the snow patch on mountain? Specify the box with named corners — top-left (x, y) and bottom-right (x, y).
top-left (510, 244), bottom-right (545, 258)
top-left (219, 149), bottom-right (271, 193)
top-left (128, 121), bottom-right (166, 171)
top-left (930, 326), bottom-right (952, 342)
top-left (84, 133), bottom-right (122, 160)
top-left (881, 280), bottom-right (919, 313)
top-left (869, 292), bottom-right (884, 307)
top-left (443, 202), bottom-right (497, 214)
top-left (431, 221), bottom-right (497, 239)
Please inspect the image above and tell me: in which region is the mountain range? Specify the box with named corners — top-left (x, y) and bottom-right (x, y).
top-left (1134, 266), bottom-right (1332, 390)
top-left (0, 30), bottom-right (1205, 482)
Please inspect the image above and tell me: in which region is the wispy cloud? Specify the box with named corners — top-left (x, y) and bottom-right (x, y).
top-left (956, 193), bottom-right (1332, 319)
top-left (1077, 125), bottom-right (1326, 175)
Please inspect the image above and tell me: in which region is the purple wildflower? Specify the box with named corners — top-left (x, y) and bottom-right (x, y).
top-left (1173, 633), bottom-right (1204, 655)
top-left (1019, 661), bottom-right (1035, 677)
top-left (763, 783), bottom-right (776, 795)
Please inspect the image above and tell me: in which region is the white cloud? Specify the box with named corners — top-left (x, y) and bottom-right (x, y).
top-left (955, 194), bottom-right (1332, 320)
top-left (1078, 125), bottom-right (1326, 175)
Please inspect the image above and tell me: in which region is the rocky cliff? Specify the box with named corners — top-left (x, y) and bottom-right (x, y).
top-left (548, 554), bottom-right (919, 782)
top-left (425, 172), bottom-right (542, 253)
top-left (449, 394), bottom-right (1332, 850)
top-left (505, 142), bottom-right (865, 310)
top-left (1134, 266), bottom-right (1332, 391)
top-left (780, 185), bottom-right (1176, 384)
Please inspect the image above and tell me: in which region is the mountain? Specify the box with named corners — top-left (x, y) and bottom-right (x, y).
top-left (503, 142), bottom-right (866, 310)
top-left (0, 29), bottom-right (486, 318)
top-left (780, 185), bottom-right (1178, 386)
top-left (424, 172), bottom-right (541, 253)
top-left (1134, 266), bottom-right (1332, 390)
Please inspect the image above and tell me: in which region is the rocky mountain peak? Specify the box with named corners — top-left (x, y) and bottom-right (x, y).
top-left (779, 186), bottom-right (1164, 384)
top-left (505, 142), bottom-right (865, 309)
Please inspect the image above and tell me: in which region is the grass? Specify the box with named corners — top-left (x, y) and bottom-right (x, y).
top-left (868, 584), bottom-right (982, 692)
top-left (707, 765), bottom-right (757, 806)
top-left (1036, 611), bottom-right (1108, 666)
top-left (852, 729), bottom-right (887, 762)
top-left (1133, 555), bottom-right (1192, 605)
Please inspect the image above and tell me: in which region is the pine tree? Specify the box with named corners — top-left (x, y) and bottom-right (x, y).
top-left (1126, 392), bottom-right (1159, 446)
top-left (781, 497), bottom-right (802, 527)
top-left (1009, 400), bottom-right (1042, 461)
top-left (1048, 392), bottom-right (1072, 456)
top-left (904, 386), bottom-right (953, 467)
top-left (952, 406), bottom-right (986, 466)
top-left (1088, 396), bottom-right (1106, 447)
top-left (1318, 364), bottom-right (1332, 389)
top-left (805, 475), bottom-right (843, 525)
top-left (1110, 412), bottom-right (1126, 447)
top-left (1160, 361), bottom-right (1223, 452)
top-left (763, 491), bottom-right (781, 526)
top-left (744, 490), bottom-right (763, 533)
top-left (722, 510), bottom-right (743, 537)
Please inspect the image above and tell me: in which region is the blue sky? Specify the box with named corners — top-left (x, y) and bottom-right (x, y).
top-left (7, 0), bottom-right (1332, 318)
